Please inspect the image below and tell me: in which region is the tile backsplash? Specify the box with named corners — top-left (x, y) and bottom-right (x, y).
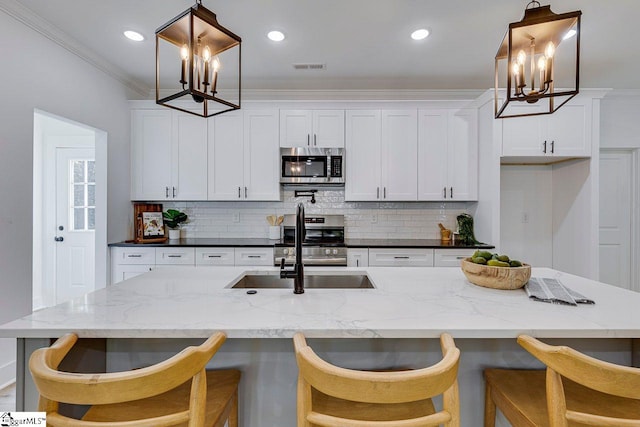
top-left (163, 189), bottom-right (470, 239)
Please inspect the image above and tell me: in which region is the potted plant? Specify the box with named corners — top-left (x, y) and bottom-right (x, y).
top-left (163, 209), bottom-right (188, 240)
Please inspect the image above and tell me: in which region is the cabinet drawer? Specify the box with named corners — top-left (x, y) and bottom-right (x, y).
top-left (235, 248), bottom-right (274, 266)
top-left (347, 249), bottom-right (369, 267)
top-left (433, 249), bottom-right (476, 267)
top-left (112, 247), bottom-right (156, 265)
top-left (155, 247), bottom-right (196, 265)
top-left (111, 264), bottom-right (154, 285)
top-left (195, 248), bottom-right (235, 266)
top-left (368, 248), bottom-right (434, 267)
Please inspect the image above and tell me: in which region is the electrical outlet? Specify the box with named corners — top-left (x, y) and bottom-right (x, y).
top-left (232, 212), bottom-right (240, 223)
top-left (371, 214), bottom-right (378, 223)
top-left (522, 212), bottom-right (529, 223)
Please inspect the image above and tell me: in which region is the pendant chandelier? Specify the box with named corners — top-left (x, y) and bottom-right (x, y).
top-left (156, 0), bottom-right (241, 117)
top-left (495, 1), bottom-right (581, 119)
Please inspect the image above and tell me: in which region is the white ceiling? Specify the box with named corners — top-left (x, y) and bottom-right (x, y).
top-left (8, 0), bottom-right (640, 96)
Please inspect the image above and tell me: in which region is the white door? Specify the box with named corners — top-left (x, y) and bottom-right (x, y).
top-left (448, 109), bottom-right (478, 201)
top-left (547, 103), bottom-right (590, 156)
top-left (381, 110), bottom-right (417, 201)
top-left (244, 110), bottom-right (280, 200)
top-left (208, 112), bottom-right (244, 200)
top-left (55, 148), bottom-right (95, 304)
top-left (279, 110), bottom-right (312, 147)
top-left (172, 113), bottom-right (208, 200)
top-left (312, 110), bottom-right (345, 148)
top-left (418, 109), bottom-right (449, 200)
top-left (599, 150), bottom-right (632, 290)
top-left (345, 110), bottom-right (381, 201)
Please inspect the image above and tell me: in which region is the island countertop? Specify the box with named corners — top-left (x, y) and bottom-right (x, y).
top-left (2, 266), bottom-right (639, 339)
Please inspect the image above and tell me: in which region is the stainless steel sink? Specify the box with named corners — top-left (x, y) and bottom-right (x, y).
top-left (230, 274), bottom-right (374, 289)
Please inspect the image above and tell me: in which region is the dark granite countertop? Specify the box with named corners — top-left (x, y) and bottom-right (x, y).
top-left (109, 238), bottom-right (494, 249)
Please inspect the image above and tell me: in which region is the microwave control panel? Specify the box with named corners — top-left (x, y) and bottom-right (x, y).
top-left (331, 156), bottom-right (343, 177)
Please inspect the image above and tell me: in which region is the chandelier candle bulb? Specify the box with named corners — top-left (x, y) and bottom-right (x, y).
top-left (212, 57), bottom-right (220, 94)
top-left (180, 44), bottom-right (189, 85)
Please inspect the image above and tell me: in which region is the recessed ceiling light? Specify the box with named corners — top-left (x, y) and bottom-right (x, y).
top-left (411, 28), bottom-right (430, 40)
top-left (563, 29), bottom-right (577, 40)
top-left (267, 30), bottom-right (285, 42)
top-left (124, 30), bottom-right (144, 42)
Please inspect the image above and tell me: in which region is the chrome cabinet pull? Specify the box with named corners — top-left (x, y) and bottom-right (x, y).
top-left (127, 254), bottom-right (142, 258)
top-left (394, 256), bottom-right (410, 259)
top-left (443, 187), bottom-right (447, 198)
top-left (165, 186), bottom-right (169, 198)
top-left (314, 134), bottom-right (317, 146)
top-left (244, 187), bottom-right (248, 198)
top-left (356, 259), bottom-right (359, 267)
top-left (551, 140), bottom-right (555, 153)
top-left (207, 255), bottom-right (222, 258)
top-left (172, 186), bottom-right (176, 198)
top-left (307, 134), bottom-right (310, 146)
top-left (247, 255), bottom-right (261, 258)
top-left (450, 187), bottom-right (453, 198)
top-left (377, 187), bottom-right (380, 199)
top-left (543, 141), bottom-right (547, 153)
top-left (167, 254), bottom-right (182, 258)
top-left (383, 187), bottom-right (386, 199)
top-left (238, 187), bottom-right (241, 198)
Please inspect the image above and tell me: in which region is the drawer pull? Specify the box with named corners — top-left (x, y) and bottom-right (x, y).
top-left (167, 255), bottom-right (182, 258)
top-left (247, 255), bottom-right (262, 258)
top-left (394, 256), bottom-right (410, 259)
top-left (127, 254), bottom-right (142, 258)
top-left (207, 255), bottom-right (222, 258)
top-left (456, 256), bottom-right (465, 259)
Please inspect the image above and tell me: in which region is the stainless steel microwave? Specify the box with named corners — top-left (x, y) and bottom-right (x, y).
top-left (280, 147), bottom-right (344, 185)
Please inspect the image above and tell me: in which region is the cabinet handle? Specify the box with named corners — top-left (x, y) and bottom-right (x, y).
top-left (247, 255), bottom-right (261, 258)
top-left (172, 186), bottom-right (176, 198)
top-left (314, 134), bottom-right (317, 146)
top-left (207, 255), bottom-right (222, 258)
top-left (394, 256), bottom-right (410, 259)
top-left (127, 254), bottom-right (142, 258)
top-left (443, 187), bottom-right (447, 199)
top-left (307, 134), bottom-right (310, 146)
top-left (165, 186), bottom-right (169, 198)
top-left (377, 187), bottom-right (380, 199)
top-left (238, 187), bottom-right (241, 198)
top-left (167, 254), bottom-right (182, 258)
top-left (551, 140), bottom-right (555, 154)
top-left (244, 187), bottom-right (248, 198)
top-left (455, 256), bottom-right (466, 260)
top-left (450, 187), bottom-right (453, 198)
top-left (383, 187), bottom-right (386, 199)
top-left (543, 141), bottom-right (547, 153)
top-left (356, 259), bottom-right (359, 267)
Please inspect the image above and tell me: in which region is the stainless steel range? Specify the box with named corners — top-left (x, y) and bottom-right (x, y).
top-left (274, 214), bottom-right (347, 266)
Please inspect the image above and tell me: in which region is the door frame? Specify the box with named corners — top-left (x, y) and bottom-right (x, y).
top-left (33, 110), bottom-right (108, 309)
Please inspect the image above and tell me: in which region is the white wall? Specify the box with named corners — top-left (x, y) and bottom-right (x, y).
top-left (0, 10), bottom-right (132, 386)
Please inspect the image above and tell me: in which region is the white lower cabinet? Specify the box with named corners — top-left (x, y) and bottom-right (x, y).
top-left (368, 249), bottom-right (434, 267)
top-left (195, 248), bottom-right (235, 266)
top-left (433, 249), bottom-right (476, 267)
top-left (347, 249), bottom-right (369, 267)
top-left (111, 247), bottom-right (156, 285)
top-left (155, 247), bottom-right (196, 265)
top-left (235, 248), bottom-right (274, 266)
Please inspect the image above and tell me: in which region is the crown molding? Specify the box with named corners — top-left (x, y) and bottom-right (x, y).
top-left (0, 0), bottom-right (149, 97)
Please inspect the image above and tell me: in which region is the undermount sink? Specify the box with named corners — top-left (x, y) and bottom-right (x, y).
top-left (230, 273), bottom-right (374, 289)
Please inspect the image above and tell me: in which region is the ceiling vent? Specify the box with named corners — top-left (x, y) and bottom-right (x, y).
top-left (293, 63), bottom-right (326, 70)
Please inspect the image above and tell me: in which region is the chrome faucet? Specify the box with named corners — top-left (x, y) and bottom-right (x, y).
top-left (280, 203), bottom-right (305, 294)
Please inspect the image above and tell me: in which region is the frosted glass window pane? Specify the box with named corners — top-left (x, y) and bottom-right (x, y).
top-left (88, 184), bottom-right (95, 206)
top-left (88, 208), bottom-right (95, 230)
top-left (74, 185), bottom-right (85, 207)
top-left (87, 161), bottom-right (95, 183)
top-left (73, 161), bottom-right (85, 183)
top-left (74, 208), bottom-right (85, 230)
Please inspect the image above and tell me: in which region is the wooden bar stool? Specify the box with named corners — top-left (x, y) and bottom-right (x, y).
top-left (484, 334), bottom-right (640, 427)
top-left (293, 332), bottom-right (461, 427)
top-left (29, 332), bottom-right (240, 427)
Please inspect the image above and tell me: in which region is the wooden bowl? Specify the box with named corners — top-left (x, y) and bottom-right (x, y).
top-left (460, 258), bottom-right (531, 290)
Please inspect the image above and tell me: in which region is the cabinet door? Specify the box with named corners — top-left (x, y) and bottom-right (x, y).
top-left (111, 264), bottom-right (154, 285)
top-left (501, 105), bottom-right (546, 156)
top-left (345, 110), bottom-right (382, 201)
top-left (172, 113), bottom-right (208, 200)
top-left (546, 103), bottom-right (589, 156)
top-left (312, 110), bottom-right (345, 147)
top-left (418, 109), bottom-right (449, 200)
top-left (347, 249), bottom-right (369, 267)
top-left (280, 110), bottom-right (312, 147)
top-left (244, 110), bottom-right (281, 201)
top-left (208, 112), bottom-right (244, 200)
top-left (448, 109), bottom-right (478, 201)
top-left (381, 110), bottom-right (417, 201)
top-left (131, 109), bottom-right (172, 200)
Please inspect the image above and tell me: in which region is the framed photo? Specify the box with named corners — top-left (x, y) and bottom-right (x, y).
top-left (142, 212), bottom-right (164, 237)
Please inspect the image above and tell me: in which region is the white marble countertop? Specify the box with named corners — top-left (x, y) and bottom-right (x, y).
top-left (1, 266), bottom-right (639, 339)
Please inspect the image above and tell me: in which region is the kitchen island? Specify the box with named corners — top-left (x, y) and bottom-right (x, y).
top-left (2, 266), bottom-right (639, 426)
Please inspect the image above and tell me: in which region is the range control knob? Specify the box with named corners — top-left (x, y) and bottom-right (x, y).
top-left (332, 249), bottom-right (338, 255)
top-left (283, 248), bottom-right (289, 255)
top-left (325, 249), bottom-right (331, 255)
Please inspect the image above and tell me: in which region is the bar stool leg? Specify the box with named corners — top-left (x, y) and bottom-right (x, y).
top-left (484, 381), bottom-right (496, 427)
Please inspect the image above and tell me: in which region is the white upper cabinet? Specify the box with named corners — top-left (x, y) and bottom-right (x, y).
top-left (345, 109), bottom-right (417, 201)
top-left (280, 109), bottom-right (344, 147)
top-left (131, 109), bottom-right (207, 201)
top-left (418, 109), bottom-right (478, 201)
top-left (208, 109), bottom-right (280, 201)
top-left (501, 100), bottom-right (591, 158)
